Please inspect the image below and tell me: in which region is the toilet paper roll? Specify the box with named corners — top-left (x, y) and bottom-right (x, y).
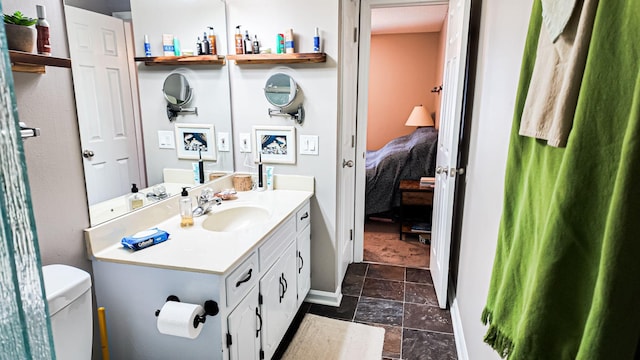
top-left (156, 301), bottom-right (205, 339)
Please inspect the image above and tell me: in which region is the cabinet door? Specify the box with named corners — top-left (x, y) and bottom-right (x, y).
top-left (296, 225), bottom-right (311, 308)
top-left (260, 242), bottom-right (297, 360)
top-left (228, 286), bottom-right (261, 360)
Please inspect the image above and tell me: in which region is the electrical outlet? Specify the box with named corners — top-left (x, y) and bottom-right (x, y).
top-left (217, 132), bottom-right (230, 152)
top-left (239, 133), bottom-right (251, 153)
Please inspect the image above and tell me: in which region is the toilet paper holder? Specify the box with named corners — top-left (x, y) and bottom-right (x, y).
top-left (155, 295), bottom-right (220, 329)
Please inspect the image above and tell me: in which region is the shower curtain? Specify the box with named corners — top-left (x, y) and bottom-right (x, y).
top-left (483, 0), bottom-right (640, 358)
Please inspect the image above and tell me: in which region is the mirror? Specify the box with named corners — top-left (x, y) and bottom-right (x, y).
top-left (163, 73), bottom-right (193, 105)
top-left (63, 0), bottom-right (234, 226)
top-left (163, 73), bottom-right (198, 121)
top-left (265, 73), bottom-right (305, 124)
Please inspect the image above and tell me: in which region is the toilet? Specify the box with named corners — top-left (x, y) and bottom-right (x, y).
top-left (42, 264), bottom-right (93, 360)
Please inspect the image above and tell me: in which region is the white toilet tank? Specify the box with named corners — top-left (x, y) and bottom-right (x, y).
top-left (42, 264), bottom-right (93, 360)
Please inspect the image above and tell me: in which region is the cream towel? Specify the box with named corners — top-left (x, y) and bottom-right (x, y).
top-left (518, 0), bottom-right (598, 147)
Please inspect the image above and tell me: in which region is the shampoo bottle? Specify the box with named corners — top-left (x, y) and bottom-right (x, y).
top-left (128, 184), bottom-right (144, 211)
top-left (208, 27), bottom-right (217, 55)
top-left (35, 5), bottom-right (51, 56)
top-left (202, 32), bottom-right (211, 55)
top-left (235, 26), bottom-right (244, 54)
top-left (252, 35), bottom-right (260, 54)
top-left (196, 36), bottom-right (203, 55)
top-left (173, 36), bottom-right (181, 56)
top-left (244, 30), bottom-right (253, 54)
top-left (179, 187), bottom-right (194, 227)
top-left (285, 29), bottom-right (295, 54)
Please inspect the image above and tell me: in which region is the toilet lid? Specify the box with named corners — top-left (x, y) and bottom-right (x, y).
top-left (42, 264), bottom-right (92, 315)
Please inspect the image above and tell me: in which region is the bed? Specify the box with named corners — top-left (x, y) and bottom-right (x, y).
top-left (365, 127), bottom-right (438, 216)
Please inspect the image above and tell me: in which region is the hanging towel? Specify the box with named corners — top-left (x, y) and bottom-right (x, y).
top-left (541, 0), bottom-right (577, 42)
top-left (518, 0), bottom-right (597, 148)
top-left (483, 1), bottom-right (640, 359)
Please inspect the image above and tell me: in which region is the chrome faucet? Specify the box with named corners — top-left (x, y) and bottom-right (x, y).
top-left (192, 188), bottom-right (221, 217)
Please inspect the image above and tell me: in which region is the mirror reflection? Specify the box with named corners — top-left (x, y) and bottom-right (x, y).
top-left (63, 0), bottom-right (233, 226)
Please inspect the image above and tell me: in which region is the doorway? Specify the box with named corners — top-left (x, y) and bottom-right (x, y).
top-left (362, 4), bottom-right (448, 269)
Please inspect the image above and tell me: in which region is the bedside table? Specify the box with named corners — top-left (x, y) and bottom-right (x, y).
top-left (398, 179), bottom-right (434, 240)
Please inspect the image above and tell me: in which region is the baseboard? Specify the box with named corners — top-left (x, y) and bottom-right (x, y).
top-left (305, 289), bottom-right (343, 307)
top-left (449, 286), bottom-right (469, 360)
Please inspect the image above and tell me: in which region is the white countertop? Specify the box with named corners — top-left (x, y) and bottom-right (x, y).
top-left (89, 189), bottom-right (313, 274)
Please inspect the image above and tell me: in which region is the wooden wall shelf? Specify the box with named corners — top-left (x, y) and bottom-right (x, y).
top-left (9, 50), bottom-right (71, 74)
top-left (134, 55), bottom-right (226, 66)
top-left (227, 53), bottom-right (326, 65)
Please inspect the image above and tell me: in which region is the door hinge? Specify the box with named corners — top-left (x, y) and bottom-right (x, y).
top-left (258, 293), bottom-right (263, 305)
top-left (226, 333), bottom-right (232, 347)
top-left (350, 229), bottom-right (353, 241)
top-left (351, 135), bottom-right (355, 148)
top-left (353, 27), bottom-right (358, 42)
top-left (260, 349), bottom-right (265, 359)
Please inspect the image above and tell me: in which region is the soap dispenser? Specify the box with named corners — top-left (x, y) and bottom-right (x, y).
top-left (180, 187), bottom-right (194, 227)
top-left (128, 184), bottom-right (144, 211)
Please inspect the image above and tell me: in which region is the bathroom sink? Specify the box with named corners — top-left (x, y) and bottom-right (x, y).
top-left (201, 205), bottom-right (270, 232)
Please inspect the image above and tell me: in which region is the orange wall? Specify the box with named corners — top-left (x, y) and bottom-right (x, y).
top-left (367, 32), bottom-right (442, 150)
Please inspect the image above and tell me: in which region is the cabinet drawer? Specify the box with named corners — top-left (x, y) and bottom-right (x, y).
top-left (259, 216), bottom-right (295, 272)
top-left (402, 191), bottom-right (433, 206)
top-left (226, 252), bottom-right (258, 307)
top-left (295, 202), bottom-right (310, 232)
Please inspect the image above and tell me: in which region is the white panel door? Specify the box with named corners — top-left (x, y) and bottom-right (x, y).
top-left (65, 6), bottom-right (140, 205)
top-left (430, 0), bottom-right (472, 309)
top-left (227, 286), bottom-right (261, 360)
top-left (338, 0), bottom-right (360, 276)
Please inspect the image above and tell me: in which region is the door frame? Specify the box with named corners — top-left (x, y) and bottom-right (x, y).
top-left (352, 0), bottom-right (463, 262)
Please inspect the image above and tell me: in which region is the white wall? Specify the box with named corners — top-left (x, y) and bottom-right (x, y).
top-left (226, 0), bottom-right (340, 292)
top-left (130, 0), bottom-right (233, 186)
top-left (454, 0), bottom-right (533, 358)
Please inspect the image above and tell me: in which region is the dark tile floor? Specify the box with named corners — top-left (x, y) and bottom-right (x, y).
top-left (275, 263), bottom-right (457, 360)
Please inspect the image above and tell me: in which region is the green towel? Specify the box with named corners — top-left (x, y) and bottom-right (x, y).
top-left (483, 0), bottom-right (640, 358)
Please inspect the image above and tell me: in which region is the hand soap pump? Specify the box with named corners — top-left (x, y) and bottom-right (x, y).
top-left (180, 187), bottom-right (194, 227)
top-left (128, 183), bottom-right (144, 211)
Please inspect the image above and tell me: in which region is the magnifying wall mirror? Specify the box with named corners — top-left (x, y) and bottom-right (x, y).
top-left (265, 73), bottom-right (304, 124)
top-left (164, 73), bottom-right (198, 121)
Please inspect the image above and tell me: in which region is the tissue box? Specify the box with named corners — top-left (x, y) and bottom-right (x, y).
top-left (122, 228), bottom-right (170, 251)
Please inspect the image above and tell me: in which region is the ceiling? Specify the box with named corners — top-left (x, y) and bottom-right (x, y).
top-left (371, 5), bottom-right (448, 34)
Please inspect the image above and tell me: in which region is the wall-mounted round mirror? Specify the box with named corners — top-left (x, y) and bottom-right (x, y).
top-left (265, 73), bottom-right (304, 124)
top-left (163, 73), bottom-right (193, 106)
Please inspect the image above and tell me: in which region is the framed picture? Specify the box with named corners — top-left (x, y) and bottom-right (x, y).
top-left (253, 125), bottom-right (296, 164)
top-left (174, 123), bottom-right (217, 161)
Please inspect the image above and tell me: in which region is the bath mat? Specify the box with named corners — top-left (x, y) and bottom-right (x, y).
top-left (281, 314), bottom-right (385, 360)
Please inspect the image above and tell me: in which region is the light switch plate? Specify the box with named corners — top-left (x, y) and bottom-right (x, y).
top-left (158, 130), bottom-right (175, 149)
top-left (217, 132), bottom-right (230, 152)
top-left (239, 133), bottom-right (251, 153)
top-left (299, 135), bottom-right (319, 155)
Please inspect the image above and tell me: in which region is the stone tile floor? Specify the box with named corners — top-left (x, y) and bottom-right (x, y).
top-left (275, 263), bottom-right (457, 360)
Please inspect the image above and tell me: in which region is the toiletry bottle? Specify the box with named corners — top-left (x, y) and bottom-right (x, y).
top-left (285, 29), bottom-right (295, 54)
top-left (235, 26), bottom-right (244, 54)
top-left (252, 35), bottom-right (260, 54)
top-left (173, 36), bottom-right (181, 56)
top-left (277, 34), bottom-right (285, 54)
top-left (257, 152), bottom-right (264, 191)
top-left (128, 184), bottom-right (144, 211)
top-left (266, 166), bottom-right (274, 190)
top-left (35, 5), bottom-right (51, 56)
top-left (313, 27), bottom-right (320, 53)
top-left (244, 30), bottom-right (253, 54)
top-left (202, 32), bottom-right (211, 55)
top-left (144, 34), bottom-right (152, 56)
top-left (208, 27), bottom-right (217, 55)
top-left (179, 187), bottom-right (194, 227)
top-left (196, 37), bottom-right (203, 55)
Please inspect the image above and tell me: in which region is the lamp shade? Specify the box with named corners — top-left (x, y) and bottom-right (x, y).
top-left (404, 105), bottom-right (435, 127)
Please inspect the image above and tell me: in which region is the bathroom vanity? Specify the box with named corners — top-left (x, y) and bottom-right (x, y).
top-left (85, 175), bottom-right (313, 359)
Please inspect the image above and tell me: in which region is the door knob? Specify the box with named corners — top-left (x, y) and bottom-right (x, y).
top-left (342, 159), bottom-right (354, 168)
top-left (82, 150), bottom-right (95, 159)
top-left (450, 167), bottom-right (465, 177)
top-left (436, 166), bottom-right (448, 175)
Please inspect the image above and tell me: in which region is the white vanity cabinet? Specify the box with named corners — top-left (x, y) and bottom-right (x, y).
top-left (88, 191), bottom-right (312, 360)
